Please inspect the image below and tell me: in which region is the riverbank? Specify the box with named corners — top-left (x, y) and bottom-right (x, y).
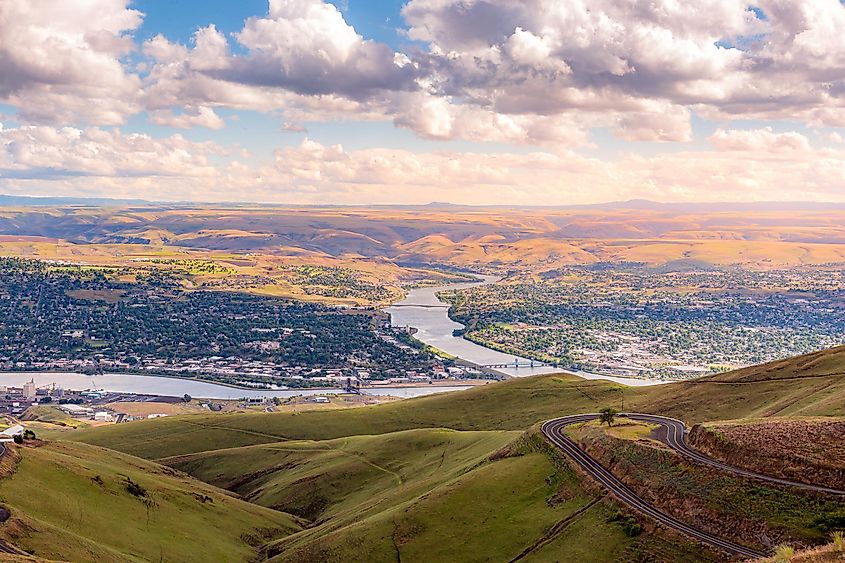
top-left (1, 367), bottom-right (489, 392)
top-left (385, 275), bottom-right (669, 387)
top-left (0, 372), bottom-right (474, 401)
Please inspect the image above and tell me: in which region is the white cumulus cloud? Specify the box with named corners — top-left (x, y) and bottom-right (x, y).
top-left (0, 0), bottom-right (143, 124)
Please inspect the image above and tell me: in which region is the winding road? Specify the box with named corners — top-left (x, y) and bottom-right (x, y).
top-left (542, 413), bottom-right (845, 559)
top-left (623, 413), bottom-right (845, 497)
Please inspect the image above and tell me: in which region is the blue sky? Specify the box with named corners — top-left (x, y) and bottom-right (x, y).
top-left (121, 0), bottom-right (837, 161)
top-left (127, 0), bottom-right (685, 160)
top-left (2, 0), bottom-right (845, 204)
top-left (133, 0), bottom-right (408, 49)
top-left (128, 0), bottom-right (533, 160)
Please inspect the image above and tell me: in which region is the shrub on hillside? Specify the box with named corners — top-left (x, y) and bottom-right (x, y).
top-left (773, 544), bottom-right (794, 562)
top-left (607, 511), bottom-right (642, 537)
top-left (125, 477), bottom-right (147, 498)
top-left (832, 530), bottom-right (844, 551)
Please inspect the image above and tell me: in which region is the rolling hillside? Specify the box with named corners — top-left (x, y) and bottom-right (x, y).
top-left (566, 420), bottom-right (843, 551)
top-left (4, 346), bottom-right (844, 561)
top-left (6, 204), bottom-right (845, 271)
top-left (263, 435), bottom-right (708, 563)
top-left (159, 429), bottom-right (519, 522)
top-left (158, 428), bottom-right (709, 562)
top-left (0, 441), bottom-right (302, 562)
top-left (690, 417), bottom-right (845, 490)
top-left (73, 347), bottom-right (845, 459)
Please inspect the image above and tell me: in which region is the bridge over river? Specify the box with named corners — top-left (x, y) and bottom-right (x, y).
top-left (385, 275), bottom-right (665, 387)
top-left (480, 359), bottom-right (548, 369)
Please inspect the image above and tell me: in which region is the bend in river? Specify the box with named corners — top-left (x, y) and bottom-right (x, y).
top-left (0, 276), bottom-right (667, 398)
top-left (386, 275), bottom-right (666, 387)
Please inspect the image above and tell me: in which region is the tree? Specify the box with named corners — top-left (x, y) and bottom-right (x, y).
top-left (183, 394), bottom-right (192, 403)
top-left (599, 407), bottom-right (619, 427)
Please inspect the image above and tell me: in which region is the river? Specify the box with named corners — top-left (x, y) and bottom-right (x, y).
top-left (385, 275), bottom-right (666, 387)
top-left (0, 372), bottom-right (472, 400)
top-left (0, 276), bottom-right (664, 398)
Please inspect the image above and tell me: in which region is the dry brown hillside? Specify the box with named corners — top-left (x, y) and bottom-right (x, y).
top-left (5, 204), bottom-right (845, 271)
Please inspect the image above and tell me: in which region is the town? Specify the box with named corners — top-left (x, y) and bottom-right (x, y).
top-left (0, 259), bottom-right (485, 387)
top-left (443, 266), bottom-right (845, 380)
top-left (0, 378), bottom-right (177, 424)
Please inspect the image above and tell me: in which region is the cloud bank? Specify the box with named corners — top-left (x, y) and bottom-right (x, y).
top-left (2, 0), bottom-right (845, 203)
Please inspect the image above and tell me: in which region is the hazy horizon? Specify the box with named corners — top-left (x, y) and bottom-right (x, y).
top-left (6, 193), bottom-right (845, 212)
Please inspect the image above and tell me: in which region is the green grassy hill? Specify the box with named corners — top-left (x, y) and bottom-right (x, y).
top-left (256, 431), bottom-right (709, 563)
top-left (0, 441), bottom-right (302, 562)
top-left (68, 374), bottom-right (627, 458)
top-left (161, 429), bottom-right (518, 522)
top-left (7, 346), bottom-right (845, 562)
top-left (72, 347), bottom-right (845, 460)
top-left (704, 345), bottom-right (845, 383)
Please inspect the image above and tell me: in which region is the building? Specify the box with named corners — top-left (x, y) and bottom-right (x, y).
top-left (93, 412), bottom-right (113, 422)
top-left (59, 404), bottom-right (94, 416)
top-left (0, 425), bottom-right (24, 442)
top-left (667, 365), bottom-right (712, 377)
top-left (22, 379), bottom-right (36, 400)
top-left (244, 397), bottom-right (266, 405)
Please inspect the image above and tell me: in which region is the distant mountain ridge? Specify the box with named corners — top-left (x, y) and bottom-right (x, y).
top-left (3, 200), bottom-right (845, 269)
top-left (2, 193), bottom-right (845, 213)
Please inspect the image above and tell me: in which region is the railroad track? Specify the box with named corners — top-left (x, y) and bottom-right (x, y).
top-left (542, 413), bottom-right (773, 559)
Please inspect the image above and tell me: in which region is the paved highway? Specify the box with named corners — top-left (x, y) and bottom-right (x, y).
top-left (0, 540), bottom-right (25, 555)
top-left (542, 414), bottom-right (772, 559)
top-left (623, 413), bottom-right (845, 497)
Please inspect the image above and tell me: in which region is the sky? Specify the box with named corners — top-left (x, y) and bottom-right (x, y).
top-left (2, 0), bottom-right (845, 205)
